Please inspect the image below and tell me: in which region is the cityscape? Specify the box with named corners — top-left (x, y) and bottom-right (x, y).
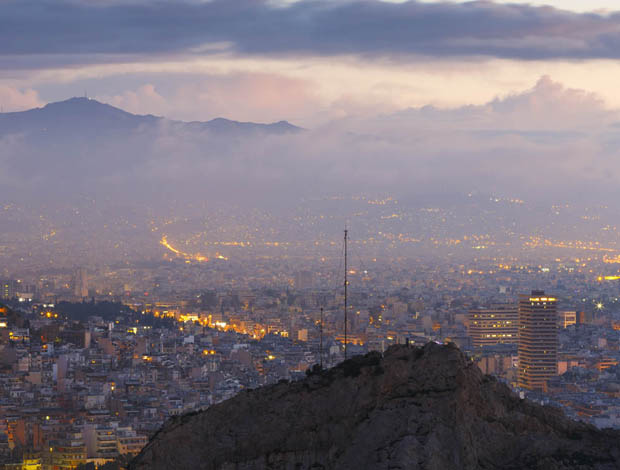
top-left (5, 0), bottom-right (620, 468)
top-left (3, 215), bottom-right (620, 467)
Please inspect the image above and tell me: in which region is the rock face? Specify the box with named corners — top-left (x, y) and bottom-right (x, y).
top-left (129, 343), bottom-right (620, 470)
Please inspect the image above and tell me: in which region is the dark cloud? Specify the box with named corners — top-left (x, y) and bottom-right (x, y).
top-left (2, 0), bottom-right (620, 67)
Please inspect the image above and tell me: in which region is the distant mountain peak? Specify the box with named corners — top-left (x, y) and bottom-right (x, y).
top-left (43, 96), bottom-right (115, 109)
top-left (48, 96), bottom-right (91, 104)
top-left (0, 97), bottom-right (301, 135)
top-left (40, 96), bottom-right (145, 119)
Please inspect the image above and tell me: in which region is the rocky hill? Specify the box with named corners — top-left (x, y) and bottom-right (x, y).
top-left (129, 343), bottom-right (620, 470)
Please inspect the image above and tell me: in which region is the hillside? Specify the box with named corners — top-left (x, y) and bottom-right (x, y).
top-left (129, 343), bottom-right (620, 470)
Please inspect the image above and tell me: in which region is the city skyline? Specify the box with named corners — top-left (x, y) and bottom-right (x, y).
top-left (3, 2), bottom-right (620, 468)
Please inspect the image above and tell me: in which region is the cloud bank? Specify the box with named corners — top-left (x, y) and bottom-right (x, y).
top-left (0, 86), bottom-right (42, 111)
top-left (3, 0), bottom-right (620, 68)
top-left (98, 73), bottom-right (317, 124)
top-left (1, 77), bottom-right (619, 207)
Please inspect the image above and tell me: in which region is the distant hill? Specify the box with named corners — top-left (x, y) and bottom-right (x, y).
top-left (0, 97), bottom-right (302, 190)
top-left (129, 343), bottom-right (620, 470)
top-left (0, 97), bottom-right (302, 138)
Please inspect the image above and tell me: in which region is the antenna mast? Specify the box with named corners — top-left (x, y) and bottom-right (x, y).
top-left (319, 307), bottom-right (324, 369)
top-left (344, 228), bottom-right (348, 360)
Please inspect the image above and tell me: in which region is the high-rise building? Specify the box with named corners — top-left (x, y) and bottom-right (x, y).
top-left (518, 290), bottom-right (557, 391)
top-left (467, 304), bottom-right (519, 348)
top-left (0, 279), bottom-right (18, 300)
top-left (73, 268), bottom-right (88, 299)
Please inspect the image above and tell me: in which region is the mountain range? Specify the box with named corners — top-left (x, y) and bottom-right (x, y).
top-left (0, 97), bottom-right (303, 203)
top-left (0, 97), bottom-right (301, 138)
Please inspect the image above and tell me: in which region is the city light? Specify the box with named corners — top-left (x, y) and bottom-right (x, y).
top-left (4, 0), bottom-right (620, 464)
top-left (160, 235), bottom-right (212, 263)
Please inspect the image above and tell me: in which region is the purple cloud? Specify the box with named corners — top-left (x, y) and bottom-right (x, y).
top-left (2, 0), bottom-right (620, 67)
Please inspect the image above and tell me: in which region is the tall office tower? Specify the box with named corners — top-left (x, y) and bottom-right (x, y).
top-left (0, 279), bottom-right (18, 300)
top-left (518, 290), bottom-right (557, 391)
top-left (467, 303), bottom-right (519, 348)
top-left (73, 268), bottom-right (89, 299)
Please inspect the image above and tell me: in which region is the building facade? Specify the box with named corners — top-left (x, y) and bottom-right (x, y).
top-left (467, 304), bottom-right (519, 348)
top-left (1, 280), bottom-right (18, 300)
top-left (518, 290), bottom-right (558, 391)
top-left (558, 310), bottom-right (577, 329)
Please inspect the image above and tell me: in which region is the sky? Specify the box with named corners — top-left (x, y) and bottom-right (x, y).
top-left (416, 0), bottom-right (618, 12)
top-left (2, 0), bottom-right (620, 128)
top-left (3, 0), bottom-right (620, 209)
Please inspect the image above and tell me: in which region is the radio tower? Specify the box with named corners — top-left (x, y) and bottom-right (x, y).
top-left (319, 307), bottom-right (324, 368)
top-left (344, 228), bottom-right (348, 360)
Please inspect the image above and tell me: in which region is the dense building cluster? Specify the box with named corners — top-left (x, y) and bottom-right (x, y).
top-left (3, 247), bottom-right (620, 468)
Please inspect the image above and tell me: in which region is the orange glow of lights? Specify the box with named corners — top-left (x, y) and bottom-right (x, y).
top-left (160, 235), bottom-right (212, 263)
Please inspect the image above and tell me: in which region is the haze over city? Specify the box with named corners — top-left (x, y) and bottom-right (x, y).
top-left (3, 1), bottom-right (620, 269)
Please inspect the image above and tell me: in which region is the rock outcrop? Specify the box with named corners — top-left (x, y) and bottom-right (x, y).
top-left (129, 343), bottom-right (620, 470)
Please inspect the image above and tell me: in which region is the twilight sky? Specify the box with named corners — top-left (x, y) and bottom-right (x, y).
top-left (3, 0), bottom-right (620, 209)
top-left (2, 0), bottom-right (620, 128)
